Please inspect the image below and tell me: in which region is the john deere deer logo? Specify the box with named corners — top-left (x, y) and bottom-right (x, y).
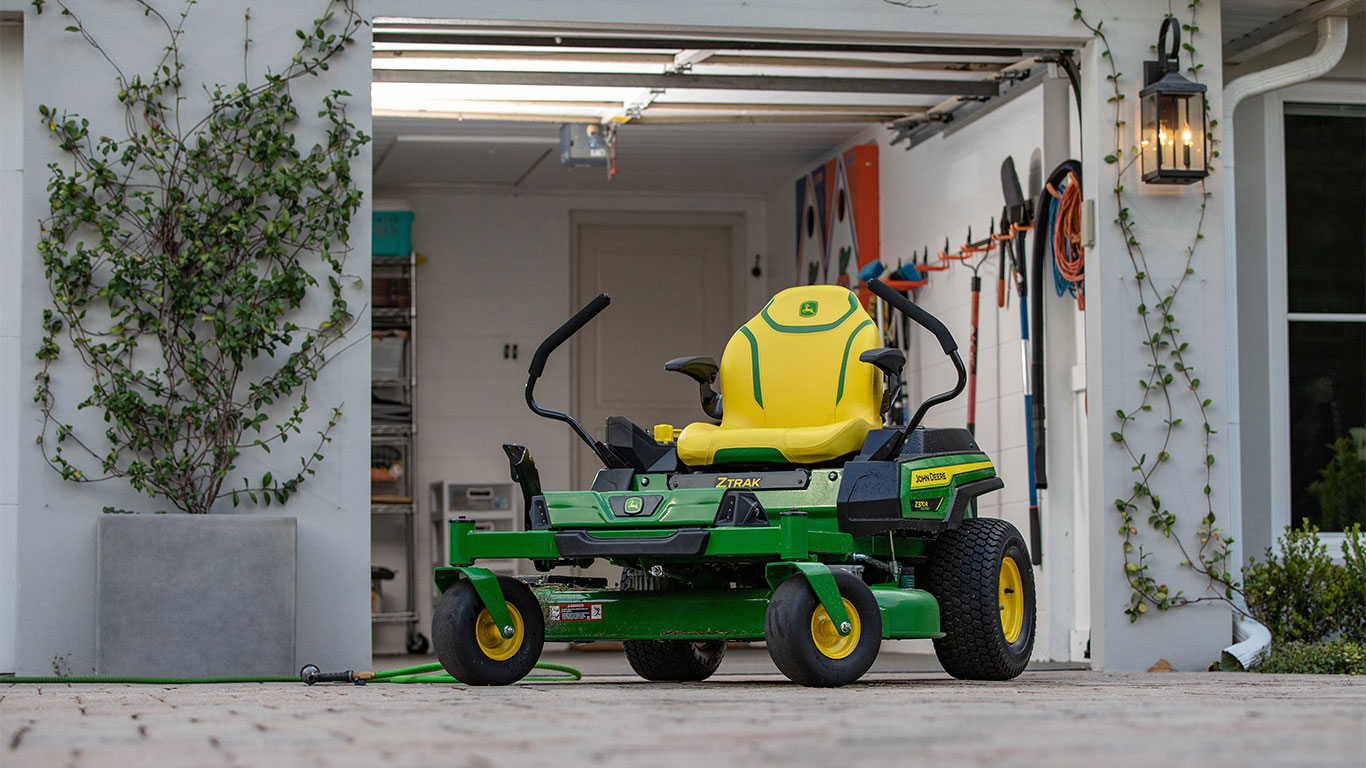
top-left (799, 300), bottom-right (819, 317)
top-left (623, 497), bottom-right (644, 514)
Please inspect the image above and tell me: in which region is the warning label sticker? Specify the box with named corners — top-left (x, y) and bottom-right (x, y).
top-left (548, 603), bottom-right (603, 622)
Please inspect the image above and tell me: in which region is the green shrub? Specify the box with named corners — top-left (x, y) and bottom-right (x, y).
top-left (1244, 521), bottom-right (1338, 642)
top-left (1256, 639), bottom-right (1366, 675)
top-left (1338, 526), bottom-right (1366, 644)
top-left (1244, 522), bottom-right (1366, 645)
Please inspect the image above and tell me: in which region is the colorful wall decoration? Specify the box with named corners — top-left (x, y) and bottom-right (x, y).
top-left (793, 144), bottom-right (880, 302)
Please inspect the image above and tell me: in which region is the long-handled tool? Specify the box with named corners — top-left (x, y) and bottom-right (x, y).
top-left (944, 225), bottom-right (995, 438)
top-left (1001, 157), bottom-right (1042, 566)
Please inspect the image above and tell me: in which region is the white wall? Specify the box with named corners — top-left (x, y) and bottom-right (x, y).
top-left (374, 187), bottom-right (768, 651)
top-left (1079, 2), bottom-right (1234, 672)
top-left (8, 2), bottom-right (373, 674)
top-left (1, 17), bottom-right (25, 673)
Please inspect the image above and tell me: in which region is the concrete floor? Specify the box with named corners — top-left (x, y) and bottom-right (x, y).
top-left (4, 649), bottom-right (1364, 768)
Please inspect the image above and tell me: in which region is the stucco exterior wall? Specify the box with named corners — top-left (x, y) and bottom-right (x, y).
top-left (1079, 4), bottom-right (1235, 671)
top-left (5, 1), bottom-right (373, 675)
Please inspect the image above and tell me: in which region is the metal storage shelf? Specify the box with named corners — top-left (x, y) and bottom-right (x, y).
top-left (372, 306), bottom-right (413, 323)
top-left (371, 423), bottom-right (414, 438)
top-left (371, 610), bottom-right (418, 624)
top-left (370, 249), bottom-right (424, 653)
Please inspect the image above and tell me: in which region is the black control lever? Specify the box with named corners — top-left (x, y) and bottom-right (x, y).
top-left (525, 294), bottom-right (629, 469)
top-left (867, 279), bottom-right (968, 445)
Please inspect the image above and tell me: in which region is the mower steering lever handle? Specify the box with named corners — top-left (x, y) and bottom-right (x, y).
top-left (529, 293), bottom-right (610, 378)
top-left (524, 293), bottom-right (630, 470)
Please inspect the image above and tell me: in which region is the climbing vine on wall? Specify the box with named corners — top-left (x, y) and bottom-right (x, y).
top-left (34, 0), bottom-right (368, 514)
top-left (1070, 0), bottom-right (1242, 620)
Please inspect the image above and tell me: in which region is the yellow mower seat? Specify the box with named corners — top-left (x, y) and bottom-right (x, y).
top-left (677, 285), bottom-right (884, 467)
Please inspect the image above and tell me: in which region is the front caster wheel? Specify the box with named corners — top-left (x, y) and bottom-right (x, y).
top-left (764, 570), bottom-right (881, 687)
top-left (927, 517), bottom-right (1036, 680)
top-left (433, 576), bottom-right (544, 685)
top-left (623, 640), bottom-right (726, 681)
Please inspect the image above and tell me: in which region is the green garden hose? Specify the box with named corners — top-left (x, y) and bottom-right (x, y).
top-left (1, 661), bottom-right (581, 686)
top-left (369, 661), bottom-right (581, 684)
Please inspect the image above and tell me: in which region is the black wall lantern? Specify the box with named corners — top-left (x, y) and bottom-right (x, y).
top-left (1140, 18), bottom-right (1209, 184)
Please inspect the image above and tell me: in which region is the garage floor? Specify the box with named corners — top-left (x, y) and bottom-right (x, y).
top-left (4, 649), bottom-right (1364, 768)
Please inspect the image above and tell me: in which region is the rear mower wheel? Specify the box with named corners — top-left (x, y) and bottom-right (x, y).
top-left (927, 517), bottom-right (1035, 680)
top-left (764, 571), bottom-right (881, 687)
top-left (623, 640), bottom-right (726, 681)
top-left (433, 576), bottom-right (544, 685)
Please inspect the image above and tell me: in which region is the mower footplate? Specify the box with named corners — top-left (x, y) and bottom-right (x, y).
top-left (526, 584), bottom-right (943, 643)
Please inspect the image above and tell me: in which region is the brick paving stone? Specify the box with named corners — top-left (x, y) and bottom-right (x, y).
top-left (3, 667), bottom-right (1364, 767)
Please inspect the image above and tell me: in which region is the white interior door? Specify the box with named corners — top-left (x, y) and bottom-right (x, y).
top-left (573, 215), bottom-right (738, 490)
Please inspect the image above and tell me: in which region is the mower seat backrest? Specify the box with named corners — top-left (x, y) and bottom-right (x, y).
top-left (676, 285), bottom-right (883, 466)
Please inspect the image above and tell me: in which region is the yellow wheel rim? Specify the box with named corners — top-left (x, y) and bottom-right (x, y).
top-left (810, 598), bottom-right (861, 660)
top-left (999, 556), bottom-right (1024, 644)
top-left (474, 603), bottom-right (524, 661)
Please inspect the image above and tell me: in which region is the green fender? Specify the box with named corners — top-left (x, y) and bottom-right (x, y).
top-left (433, 566), bottom-right (516, 638)
top-left (764, 561), bottom-right (852, 635)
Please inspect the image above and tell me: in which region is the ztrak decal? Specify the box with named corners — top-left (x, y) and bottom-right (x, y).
top-left (549, 603), bottom-right (603, 622)
top-left (669, 470), bottom-right (809, 490)
top-left (908, 461), bottom-right (994, 489)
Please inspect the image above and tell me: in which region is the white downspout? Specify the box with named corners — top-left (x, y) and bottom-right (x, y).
top-left (1220, 16), bottom-right (1349, 668)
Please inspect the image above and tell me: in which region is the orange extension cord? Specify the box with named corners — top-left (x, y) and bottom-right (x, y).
top-left (1046, 171), bottom-right (1085, 310)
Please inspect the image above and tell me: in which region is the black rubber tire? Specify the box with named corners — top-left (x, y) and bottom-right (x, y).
top-left (927, 517), bottom-right (1036, 680)
top-left (432, 576), bottom-right (545, 686)
top-left (622, 640), bottom-right (726, 681)
top-left (764, 571), bottom-right (882, 687)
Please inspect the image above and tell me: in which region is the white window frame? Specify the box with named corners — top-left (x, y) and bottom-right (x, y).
top-left (1263, 81), bottom-right (1366, 554)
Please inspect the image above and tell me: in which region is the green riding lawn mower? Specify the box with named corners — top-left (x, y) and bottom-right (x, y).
top-left (432, 279), bottom-right (1035, 687)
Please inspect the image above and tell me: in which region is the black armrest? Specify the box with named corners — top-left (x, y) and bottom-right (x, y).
top-left (859, 347), bottom-right (906, 379)
top-left (665, 356), bottom-right (723, 420)
top-left (665, 356), bottom-right (718, 383)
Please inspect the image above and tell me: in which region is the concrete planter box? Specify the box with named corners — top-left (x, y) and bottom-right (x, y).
top-left (97, 515), bottom-right (297, 677)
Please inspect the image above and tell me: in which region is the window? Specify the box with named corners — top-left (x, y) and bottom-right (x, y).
top-left (1271, 93), bottom-right (1365, 538)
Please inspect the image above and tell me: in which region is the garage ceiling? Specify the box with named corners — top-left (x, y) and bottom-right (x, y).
top-left (370, 21), bottom-right (1043, 125)
top-left (372, 116), bottom-right (872, 194)
top-left (369, 23), bottom-right (1057, 193)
